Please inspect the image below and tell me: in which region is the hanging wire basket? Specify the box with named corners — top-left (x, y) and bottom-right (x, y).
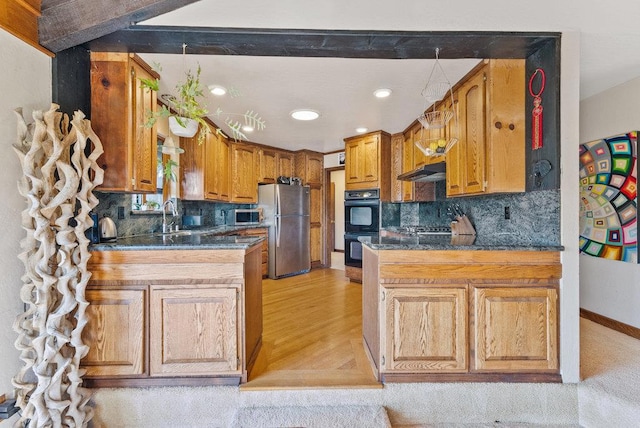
top-left (414, 48), bottom-right (459, 157)
top-left (417, 109), bottom-right (454, 130)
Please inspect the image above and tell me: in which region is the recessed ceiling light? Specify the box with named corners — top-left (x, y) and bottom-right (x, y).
top-left (356, 127), bottom-right (368, 133)
top-left (373, 88), bottom-right (392, 98)
top-left (242, 125), bottom-right (254, 133)
top-left (291, 109), bottom-right (320, 121)
top-left (208, 85), bottom-right (227, 96)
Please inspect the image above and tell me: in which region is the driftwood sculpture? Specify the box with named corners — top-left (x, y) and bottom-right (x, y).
top-left (12, 104), bottom-right (104, 427)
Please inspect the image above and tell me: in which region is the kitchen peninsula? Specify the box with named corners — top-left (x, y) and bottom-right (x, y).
top-left (84, 231), bottom-right (264, 387)
top-left (362, 233), bottom-right (563, 383)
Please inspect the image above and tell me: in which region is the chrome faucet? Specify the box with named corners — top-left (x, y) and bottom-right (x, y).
top-left (162, 199), bottom-right (178, 233)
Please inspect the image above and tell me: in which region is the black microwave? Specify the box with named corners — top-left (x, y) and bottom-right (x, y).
top-left (226, 208), bottom-right (263, 225)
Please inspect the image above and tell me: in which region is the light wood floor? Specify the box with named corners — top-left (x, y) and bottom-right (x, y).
top-left (241, 268), bottom-right (381, 390)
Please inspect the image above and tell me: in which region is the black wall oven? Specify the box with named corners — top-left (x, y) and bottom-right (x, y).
top-left (344, 188), bottom-right (380, 268)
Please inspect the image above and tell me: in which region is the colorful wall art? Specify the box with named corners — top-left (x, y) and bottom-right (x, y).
top-left (579, 131), bottom-right (638, 263)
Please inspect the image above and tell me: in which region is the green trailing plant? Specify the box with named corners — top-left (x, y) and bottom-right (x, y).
top-left (139, 63), bottom-right (265, 144)
top-left (161, 159), bottom-right (179, 182)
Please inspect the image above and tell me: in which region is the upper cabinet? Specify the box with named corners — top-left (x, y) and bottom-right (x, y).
top-left (446, 59), bottom-right (525, 197)
top-left (294, 150), bottom-right (324, 186)
top-left (344, 131), bottom-right (391, 200)
top-left (256, 147), bottom-right (278, 184)
top-left (91, 52), bottom-right (159, 193)
top-left (231, 142), bottom-right (258, 203)
top-left (180, 124), bottom-right (231, 202)
top-left (256, 147), bottom-right (297, 184)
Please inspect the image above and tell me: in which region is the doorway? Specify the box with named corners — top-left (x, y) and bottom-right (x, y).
top-left (325, 167), bottom-right (345, 270)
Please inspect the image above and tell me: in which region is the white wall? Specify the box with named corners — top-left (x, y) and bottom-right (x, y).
top-left (579, 75), bottom-right (640, 329)
top-left (0, 31), bottom-right (51, 396)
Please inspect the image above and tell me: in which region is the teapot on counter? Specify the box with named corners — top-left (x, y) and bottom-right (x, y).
top-left (99, 214), bottom-right (117, 242)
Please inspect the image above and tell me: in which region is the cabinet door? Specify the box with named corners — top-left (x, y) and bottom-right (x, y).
top-left (131, 60), bottom-right (157, 192)
top-left (82, 287), bottom-right (146, 377)
top-left (277, 151), bottom-right (295, 178)
top-left (205, 131), bottom-right (231, 201)
top-left (361, 134), bottom-right (379, 184)
top-left (382, 287), bottom-right (467, 373)
top-left (471, 286), bottom-right (558, 372)
top-left (150, 286), bottom-right (240, 376)
top-left (306, 153), bottom-right (324, 185)
top-left (345, 138), bottom-right (363, 185)
top-left (239, 228), bottom-right (269, 277)
top-left (231, 143), bottom-right (257, 203)
top-left (460, 70), bottom-right (487, 194)
top-left (390, 133), bottom-right (404, 202)
top-left (257, 148), bottom-right (278, 184)
top-left (401, 131), bottom-right (415, 201)
top-left (310, 225), bottom-right (322, 266)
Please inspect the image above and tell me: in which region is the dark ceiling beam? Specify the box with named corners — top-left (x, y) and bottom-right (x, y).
top-left (39, 0), bottom-right (201, 52)
top-left (85, 26), bottom-right (559, 59)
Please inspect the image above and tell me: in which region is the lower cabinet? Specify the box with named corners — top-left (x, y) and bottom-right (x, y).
top-left (83, 246), bottom-right (262, 386)
top-left (149, 285), bottom-right (240, 376)
top-left (234, 228), bottom-right (268, 277)
top-left (82, 287), bottom-right (146, 377)
top-left (471, 285), bottom-right (558, 372)
top-left (382, 286), bottom-right (467, 373)
top-left (364, 247), bottom-right (562, 382)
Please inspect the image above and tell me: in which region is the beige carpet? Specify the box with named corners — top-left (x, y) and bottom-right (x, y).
top-left (578, 318), bottom-right (640, 427)
top-left (86, 318), bottom-right (640, 427)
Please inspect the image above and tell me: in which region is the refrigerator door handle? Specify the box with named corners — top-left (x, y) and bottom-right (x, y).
top-left (276, 215), bottom-right (281, 247)
top-left (275, 185), bottom-right (281, 216)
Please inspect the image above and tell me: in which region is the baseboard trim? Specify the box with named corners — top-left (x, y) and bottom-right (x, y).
top-left (580, 308), bottom-right (640, 340)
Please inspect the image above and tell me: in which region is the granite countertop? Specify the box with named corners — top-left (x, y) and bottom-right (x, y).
top-left (363, 229), bottom-right (564, 251)
top-left (91, 225), bottom-right (267, 251)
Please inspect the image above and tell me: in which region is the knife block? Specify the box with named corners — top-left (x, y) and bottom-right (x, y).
top-left (451, 215), bottom-right (476, 235)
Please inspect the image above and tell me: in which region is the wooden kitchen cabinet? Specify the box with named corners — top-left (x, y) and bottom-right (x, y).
top-left (91, 52), bottom-right (159, 193)
top-left (294, 150), bottom-right (324, 267)
top-left (294, 150), bottom-right (323, 185)
top-left (235, 228), bottom-right (269, 277)
top-left (309, 185), bottom-right (323, 267)
top-left (382, 286), bottom-right (467, 373)
top-left (82, 286), bottom-right (146, 377)
top-left (84, 245), bottom-right (263, 386)
top-left (149, 285), bottom-right (240, 376)
top-left (344, 131), bottom-right (391, 200)
top-left (257, 148), bottom-right (297, 183)
top-left (446, 59), bottom-right (525, 197)
top-left (471, 285), bottom-right (558, 372)
top-left (277, 151), bottom-right (295, 178)
top-left (231, 142), bottom-right (258, 203)
top-left (363, 247), bottom-right (562, 382)
top-left (180, 124), bottom-right (231, 202)
top-left (256, 147), bottom-right (278, 184)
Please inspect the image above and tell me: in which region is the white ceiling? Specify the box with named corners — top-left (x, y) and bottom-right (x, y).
top-left (140, 0), bottom-right (640, 152)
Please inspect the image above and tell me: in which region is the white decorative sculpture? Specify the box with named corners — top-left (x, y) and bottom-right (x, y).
top-left (12, 104), bottom-right (104, 427)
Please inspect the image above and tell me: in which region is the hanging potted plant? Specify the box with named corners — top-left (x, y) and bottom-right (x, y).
top-left (139, 44), bottom-right (266, 145)
top-left (140, 64), bottom-right (211, 144)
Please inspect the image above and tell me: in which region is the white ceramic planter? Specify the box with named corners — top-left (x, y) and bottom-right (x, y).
top-left (169, 116), bottom-right (199, 137)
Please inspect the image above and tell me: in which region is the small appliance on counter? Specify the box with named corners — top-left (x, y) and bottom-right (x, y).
top-left (98, 214), bottom-right (117, 242)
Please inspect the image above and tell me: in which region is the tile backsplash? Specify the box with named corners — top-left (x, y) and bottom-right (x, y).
top-left (382, 188), bottom-right (561, 246)
top-left (94, 192), bottom-right (253, 237)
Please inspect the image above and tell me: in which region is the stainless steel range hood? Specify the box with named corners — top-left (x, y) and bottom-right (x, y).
top-left (397, 162), bottom-right (446, 182)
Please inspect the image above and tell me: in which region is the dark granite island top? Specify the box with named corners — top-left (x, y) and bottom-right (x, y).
top-left (91, 226), bottom-right (265, 251)
top-left (363, 229), bottom-right (563, 252)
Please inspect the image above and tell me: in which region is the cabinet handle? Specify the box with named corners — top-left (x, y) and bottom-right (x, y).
top-left (494, 121), bottom-right (502, 129)
top-left (509, 123), bottom-right (515, 130)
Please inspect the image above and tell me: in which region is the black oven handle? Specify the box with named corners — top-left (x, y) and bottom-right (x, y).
top-left (345, 199), bottom-right (380, 207)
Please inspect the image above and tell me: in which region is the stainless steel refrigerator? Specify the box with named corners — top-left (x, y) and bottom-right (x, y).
top-left (258, 184), bottom-right (311, 279)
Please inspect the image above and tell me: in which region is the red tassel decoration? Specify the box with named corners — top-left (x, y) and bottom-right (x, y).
top-left (529, 68), bottom-right (545, 150)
